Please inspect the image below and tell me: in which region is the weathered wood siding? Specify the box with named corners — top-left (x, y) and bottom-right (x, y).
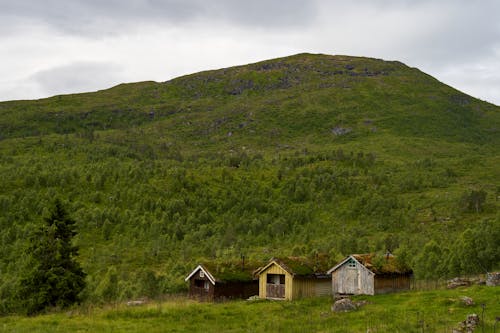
top-left (374, 275), bottom-right (411, 294)
top-left (292, 278), bottom-right (331, 299)
top-left (332, 261), bottom-right (374, 295)
top-left (213, 280), bottom-right (259, 300)
top-left (314, 278), bottom-right (332, 297)
top-left (258, 263), bottom-right (293, 300)
top-left (292, 278), bottom-right (314, 299)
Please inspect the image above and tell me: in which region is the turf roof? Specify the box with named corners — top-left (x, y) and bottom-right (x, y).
top-left (268, 256), bottom-right (331, 276)
top-left (351, 253), bottom-right (413, 275)
top-left (200, 260), bottom-right (263, 282)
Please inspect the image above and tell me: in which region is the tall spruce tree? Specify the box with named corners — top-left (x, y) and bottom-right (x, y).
top-left (19, 199), bottom-right (86, 314)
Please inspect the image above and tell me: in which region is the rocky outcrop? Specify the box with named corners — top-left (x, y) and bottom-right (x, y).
top-left (452, 314), bottom-right (479, 333)
top-left (332, 298), bottom-right (357, 312)
top-left (331, 298), bottom-right (370, 312)
top-left (126, 298), bottom-right (148, 306)
top-left (447, 277), bottom-right (472, 289)
top-left (486, 272), bottom-right (500, 286)
top-left (459, 296), bottom-right (474, 306)
top-left (331, 126), bottom-right (352, 136)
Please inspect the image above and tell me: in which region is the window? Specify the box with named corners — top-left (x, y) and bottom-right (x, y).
top-left (267, 274), bottom-right (285, 285)
top-left (347, 258), bottom-right (356, 268)
top-left (194, 279), bottom-right (210, 290)
top-left (199, 270), bottom-right (205, 278)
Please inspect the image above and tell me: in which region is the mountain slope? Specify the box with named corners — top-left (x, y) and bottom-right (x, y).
top-left (1, 53), bottom-right (498, 147)
top-left (0, 53), bottom-right (498, 312)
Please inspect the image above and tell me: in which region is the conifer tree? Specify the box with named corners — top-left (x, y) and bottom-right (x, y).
top-left (19, 199), bottom-right (86, 314)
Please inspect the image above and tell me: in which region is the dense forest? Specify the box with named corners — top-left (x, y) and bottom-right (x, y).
top-left (0, 53), bottom-right (498, 313)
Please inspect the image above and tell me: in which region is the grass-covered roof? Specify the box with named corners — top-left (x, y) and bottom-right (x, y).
top-left (201, 260), bottom-right (263, 282)
top-left (351, 253), bottom-right (412, 275)
top-left (268, 256), bottom-right (332, 276)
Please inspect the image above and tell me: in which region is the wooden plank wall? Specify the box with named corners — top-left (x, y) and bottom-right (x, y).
top-left (292, 278), bottom-right (332, 299)
top-left (314, 279), bottom-right (332, 297)
top-left (292, 278), bottom-right (315, 299)
top-left (332, 262), bottom-right (374, 295)
top-left (374, 275), bottom-right (411, 294)
top-left (213, 281), bottom-right (259, 300)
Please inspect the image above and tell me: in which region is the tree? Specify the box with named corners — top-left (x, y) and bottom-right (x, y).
top-left (19, 199), bottom-right (86, 314)
top-left (447, 219), bottom-right (500, 276)
top-left (414, 240), bottom-right (445, 279)
top-left (460, 189), bottom-right (487, 213)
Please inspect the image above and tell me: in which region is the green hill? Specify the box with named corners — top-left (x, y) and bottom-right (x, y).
top-left (0, 53), bottom-right (498, 312)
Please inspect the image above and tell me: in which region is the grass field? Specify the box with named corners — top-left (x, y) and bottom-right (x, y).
top-left (1, 285), bottom-right (499, 332)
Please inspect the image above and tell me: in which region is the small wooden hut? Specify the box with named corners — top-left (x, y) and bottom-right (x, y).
top-left (256, 257), bottom-right (331, 300)
top-left (185, 261), bottom-right (259, 301)
top-left (327, 253), bottom-right (412, 295)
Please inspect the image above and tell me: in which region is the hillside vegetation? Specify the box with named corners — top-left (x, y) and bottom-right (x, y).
top-left (0, 53), bottom-right (499, 312)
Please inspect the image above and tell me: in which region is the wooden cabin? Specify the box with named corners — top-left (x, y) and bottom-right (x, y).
top-left (327, 253), bottom-right (413, 296)
top-left (256, 257), bottom-right (331, 300)
top-left (185, 262), bottom-right (259, 301)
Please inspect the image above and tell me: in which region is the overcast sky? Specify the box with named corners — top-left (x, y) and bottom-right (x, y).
top-left (1, 0), bottom-right (499, 105)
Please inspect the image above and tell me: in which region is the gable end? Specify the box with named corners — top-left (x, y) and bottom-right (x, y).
top-left (185, 265), bottom-right (216, 285)
top-left (327, 255), bottom-right (375, 275)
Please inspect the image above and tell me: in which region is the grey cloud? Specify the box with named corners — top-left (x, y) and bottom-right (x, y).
top-left (202, 0), bottom-right (317, 28)
top-left (30, 62), bottom-right (125, 96)
top-left (413, 2), bottom-right (500, 64)
top-left (1, 0), bottom-right (197, 36)
top-left (1, 0), bottom-right (318, 36)
top-left (316, 0), bottom-right (500, 70)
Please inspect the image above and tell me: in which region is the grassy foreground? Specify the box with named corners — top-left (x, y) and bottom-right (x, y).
top-left (1, 286), bottom-right (499, 332)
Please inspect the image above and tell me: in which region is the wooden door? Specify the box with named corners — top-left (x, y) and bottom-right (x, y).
top-left (266, 274), bottom-right (285, 299)
top-left (266, 284), bottom-right (285, 298)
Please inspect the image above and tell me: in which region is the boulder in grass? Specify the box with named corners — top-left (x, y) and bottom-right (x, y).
top-left (486, 272), bottom-right (500, 286)
top-left (447, 277), bottom-right (471, 289)
top-left (331, 126), bottom-right (352, 136)
top-left (459, 296), bottom-right (474, 306)
top-left (126, 298), bottom-right (148, 306)
top-left (452, 314), bottom-right (480, 333)
top-left (332, 298), bottom-right (357, 312)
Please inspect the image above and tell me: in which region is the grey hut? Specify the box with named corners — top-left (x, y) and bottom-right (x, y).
top-left (327, 253), bottom-right (412, 295)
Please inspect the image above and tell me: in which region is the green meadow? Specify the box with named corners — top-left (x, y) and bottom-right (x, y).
top-left (1, 286), bottom-right (499, 332)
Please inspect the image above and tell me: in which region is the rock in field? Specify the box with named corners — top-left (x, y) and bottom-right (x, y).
top-left (459, 296), bottom-right (474, 306)
top-left (332, 298), bottom-right (357, 312)
top-left (452, 314), bottom-right (480, 333)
